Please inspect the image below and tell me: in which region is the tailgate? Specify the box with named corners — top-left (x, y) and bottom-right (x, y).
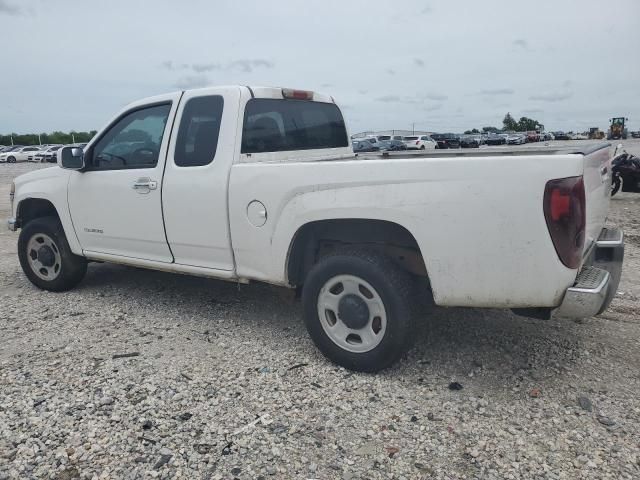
top-left (580, 143), bottom-right (612, 253)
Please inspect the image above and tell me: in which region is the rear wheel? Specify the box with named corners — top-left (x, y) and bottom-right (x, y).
top-left (18, 216), bottom-right (87, 291)
top-left (7, 156), bottom-right (16, 163)
top-left (302, 249), bottom-right (415, 372)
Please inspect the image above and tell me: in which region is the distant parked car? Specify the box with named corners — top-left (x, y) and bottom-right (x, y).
top-left (430, 133), bottom-right (460, 149)
top-left (574, 133), bottom-right (588, 140)
top-left (460, 135), bottom-right (480, 148)
top-left (352, 140), bottom-right (379, 153)
top-left (631, 131), bottom-right (640, 139)
top-left (377, 135), bottom-right (405, 142)
top-left (0, 145), bottom-right (41, 163)
top-left (34, 145), bottom-right (63, 163)
top-left (507, 133), bottom-right (526, 145)
top-left (526, 131), bottom-right (541, 142)
top-left (485, 134), bottom-right (506, 146)
top-left (403, 135), bottom-right (437, 150)
top-left (378, 139), bottom-right (407, 151)
top-left (553, 131), bottom-right (570, 140)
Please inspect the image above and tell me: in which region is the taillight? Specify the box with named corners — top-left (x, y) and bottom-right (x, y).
top-left (543, 176), bottom-right (585, 269)
top-left (282, 88), bottom-right (314, 100)
top-left (415, 141), bottom-right (420, 145)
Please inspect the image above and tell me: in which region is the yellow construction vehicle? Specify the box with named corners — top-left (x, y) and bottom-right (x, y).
top-left (608, 117), bottom-right (628, 140)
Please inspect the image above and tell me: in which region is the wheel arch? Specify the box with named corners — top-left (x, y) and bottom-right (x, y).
top-left (286, 218), bottom-right (430, 288)
top-left (16, 197), bottom-right (60, 228)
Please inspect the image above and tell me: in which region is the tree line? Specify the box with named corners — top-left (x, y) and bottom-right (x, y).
top-left (0, 131), bottom-right (97, 146)
top-left (465, 113), bottom-right (544, 135)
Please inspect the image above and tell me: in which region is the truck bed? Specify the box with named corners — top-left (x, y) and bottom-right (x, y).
top-left (357, 142), bottom-right (611, 160)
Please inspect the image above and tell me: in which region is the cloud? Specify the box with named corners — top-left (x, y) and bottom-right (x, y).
top-left (162, 59), bottom-right (273, 74)
top-left (0, 0), bottom-right (21, 15)
top-left (480, 88), bottom-right (515, 95)
top-left (229, 59), bottom-right (274, 72)
top-left (358, 89), bottom-right (368, 95)
top-left (160, 61), bottom-right (189, 71)
top-left (414, 58), bottom-right (425, 67)
top-left (513, 39), bottom-right (529, 49)
top-left (422, 93), bottom-right (448, 101)
top-left (421, 5), bottom-right (433, 14)
top-left (529, 92), bottom-right (572, 102)
top-left (424, 103), bottom-right (443, 112)
top-left (375, 95), bottom-right (401, 103)
top-left (173, 75), bottom-right (212, 89)
top-left (321, 83), bottom-right (333, 88)
top-left (386, 69), bottom-right (395, 75)
top-left (191, 63), bottom-right (221, 73)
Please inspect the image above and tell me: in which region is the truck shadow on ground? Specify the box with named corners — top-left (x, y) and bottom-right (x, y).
top-left (79, 263), bottom-right (590, 384)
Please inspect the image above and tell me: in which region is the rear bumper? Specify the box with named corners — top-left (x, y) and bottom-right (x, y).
top-left (555, 226), bottom-right (624, 318)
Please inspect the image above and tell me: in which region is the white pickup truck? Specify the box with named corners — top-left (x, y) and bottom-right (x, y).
top-left (8, 86), bottom-right (624, 372)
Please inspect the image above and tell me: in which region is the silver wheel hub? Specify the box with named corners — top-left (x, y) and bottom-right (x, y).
top-left (317, 274), bottom-right (387, 353)
top-left (27, 233), bottom-right (62, 281)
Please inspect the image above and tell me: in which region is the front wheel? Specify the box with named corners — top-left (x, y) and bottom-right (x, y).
top-left (302, 249), bottom-right (415, 372)
top-left (611, 176), bottom-right (621, 196)
top-left (7, 156), bottom-right (16, 163)
top-left (18, 216), bottom-right (87, 291)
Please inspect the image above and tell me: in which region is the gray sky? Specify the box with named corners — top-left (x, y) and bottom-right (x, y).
top-left (1, 0), bottom-right (639, 135)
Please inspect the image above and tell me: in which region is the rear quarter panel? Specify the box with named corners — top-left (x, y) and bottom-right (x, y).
top-left (229, 154), bottom-right (585, 308)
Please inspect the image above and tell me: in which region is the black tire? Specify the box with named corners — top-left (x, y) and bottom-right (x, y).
top-left (18, 216), bottom-right (87, 292)
top-left (420, 145), bottom-right (426, 150)
top-left (611, 177), bottom-right (621, 196)
top-left (302, 248), bottom-right (415, 372)
top-left (8, 156), bottom-right (16, 163)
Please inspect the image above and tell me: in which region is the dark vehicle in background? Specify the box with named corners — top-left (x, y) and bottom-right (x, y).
top-left (611, 146), bottom-right (640, 196)
top-left (352, 140), bottom-right (380, 153)
top-left (485, 134), bottom-right (506, 145)
top-left (431, 133), bottom-right (460, 149)
top-left (460, 135), bottom-right (480, 148)
top-left (378, 139), bottom-right (407, 151)
top-left (631, 131), bottom-right (640, 139)
top-left (553, 131), bottom-right (570, 140)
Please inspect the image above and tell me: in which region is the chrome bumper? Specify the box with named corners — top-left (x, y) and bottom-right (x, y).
top-left (7, 217), bottom-right (17, 231)
top-left (555, 227), bottom-right (624, 318)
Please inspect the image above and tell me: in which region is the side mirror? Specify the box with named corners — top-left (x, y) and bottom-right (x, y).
top-left (59, 146), bottom-right (85, 170)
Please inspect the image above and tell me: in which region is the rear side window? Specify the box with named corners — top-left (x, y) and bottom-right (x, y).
top-left (241, 99), bottom-right (348, 154)
top-left (175, 95), bottom-right (224, 167)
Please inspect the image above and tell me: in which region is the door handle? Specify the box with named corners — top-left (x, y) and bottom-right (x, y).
top-left (133, 178), bottom-right (157, 192)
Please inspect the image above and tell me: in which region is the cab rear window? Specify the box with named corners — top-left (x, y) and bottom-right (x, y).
top-left (241, 99), bottom-right (348, 154)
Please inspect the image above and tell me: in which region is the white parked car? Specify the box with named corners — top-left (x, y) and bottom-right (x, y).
top-left (0, 146), bottom-right (42, 163)
top-left (33, 145), bottom-right (63, 163)
top-left (7, 85), bottom-right (624, 372)
top-left (507, 134), bottom-right (526, 145)
top-left (402, 135), bottom-right (437, 150)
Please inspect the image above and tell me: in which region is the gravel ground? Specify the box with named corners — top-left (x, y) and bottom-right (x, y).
top-left (1, 142), bottom-right (639, 480)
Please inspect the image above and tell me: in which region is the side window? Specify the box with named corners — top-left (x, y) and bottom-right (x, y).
top-left (174, 95), bottom-right (224, 167)
top-left (89, 103), bottom-right (171, 170)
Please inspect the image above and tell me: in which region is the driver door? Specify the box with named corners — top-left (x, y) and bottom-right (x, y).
top-left (67, 94), bottom-right (182, 262)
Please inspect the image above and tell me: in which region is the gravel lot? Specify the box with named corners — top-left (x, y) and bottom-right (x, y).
top-left (1, 141), bottom-right (639, 480)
